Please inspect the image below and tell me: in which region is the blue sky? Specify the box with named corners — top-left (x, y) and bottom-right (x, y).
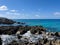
top-left (0, 0), bottom-right (60, 19)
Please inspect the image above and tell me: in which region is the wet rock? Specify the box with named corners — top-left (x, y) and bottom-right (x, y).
top-left (17, 22), bottom-right (25, 25)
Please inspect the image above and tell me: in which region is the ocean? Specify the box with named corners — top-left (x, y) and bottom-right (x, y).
top-left (13, 19), bottom-right (60, 32)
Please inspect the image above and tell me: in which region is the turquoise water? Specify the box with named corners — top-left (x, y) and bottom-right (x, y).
top-left (13, 19), bottom-right (60, 32)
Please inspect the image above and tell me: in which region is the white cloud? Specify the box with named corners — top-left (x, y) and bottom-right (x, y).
top-left (35, 15), bottom-right (40, 17)
top-left (0, 5), bottom-right (21, 19)
top-left (0, 5), bottom-right (42, 19)
top-left (0, 5), bottom-right (8, 11)
top-left (10, 10), bottom-right (17, 12)
top-left (54, 12), bottom-right (60, 15)
top-left (6, 12), bottom-right (20, 15)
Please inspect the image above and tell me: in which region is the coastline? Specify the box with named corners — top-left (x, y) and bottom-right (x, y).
top-left (0, 18), bottom-right (60, 45)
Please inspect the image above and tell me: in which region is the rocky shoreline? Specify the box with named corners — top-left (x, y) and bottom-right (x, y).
top-left (0, 17), bottom-right (60, 45)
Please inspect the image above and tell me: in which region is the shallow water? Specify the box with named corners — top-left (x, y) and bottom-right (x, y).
top-left (13, 19), bottom-right (60, 32)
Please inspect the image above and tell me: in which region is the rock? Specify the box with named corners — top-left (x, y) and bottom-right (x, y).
top-left (0, 17), bottom-right (16, 24)
top-left (8, 40), bottom-right (18, 45)
top-left (0, 26), bottom-right (19, 35)
top-left (30, 26), bottom-right (46, 34)
top-left (55, 32), bottom-right (60, 37)
top-left (17, 22), bottom-right (21, 24)
top-left (43, 38), bottom-right (48, 44)
top-left (0, 38), bottom-right (2, 45)
top-left (17, 25), bottom-right (31, 35)
top-left (17, 22), bottom-right (25, 24)
top-left (30, 28), bottom-right (37, 34)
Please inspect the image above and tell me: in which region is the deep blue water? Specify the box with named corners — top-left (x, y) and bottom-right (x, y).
top-left (13, 19), bottom-right (60, 32)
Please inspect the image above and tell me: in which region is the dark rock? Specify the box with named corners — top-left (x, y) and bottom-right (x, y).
top-left (38, 31), bottom-right (42, 34)
top-left (30, 26), bottom-right (46, 34)
top-left (17, 35), bottom-right (22, 39)
top-left (51, 33), bottom-right (55, 36)
top-left (17, 22), bottom-right (21, 24)
top-left (49, 41), bottom-right (52, 45)
top-left (55, 32), bottom-right (60, 37)
top-left (17, 22), bottom-right (25, 24)
top-left (20, 29), bottom-right (28, 35)
top-left (43, 38), bottom-right (48, 44)
top-left (0, 26), bottom-right (19, 35)
top-left (30, 29), bottom-right (37, 34)
top-left (0, 17), bottom-right (16, 24)
top-left (17, 25), bottom-right (31, 35)
top-left (0, 38), bottom-right (2, 45)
